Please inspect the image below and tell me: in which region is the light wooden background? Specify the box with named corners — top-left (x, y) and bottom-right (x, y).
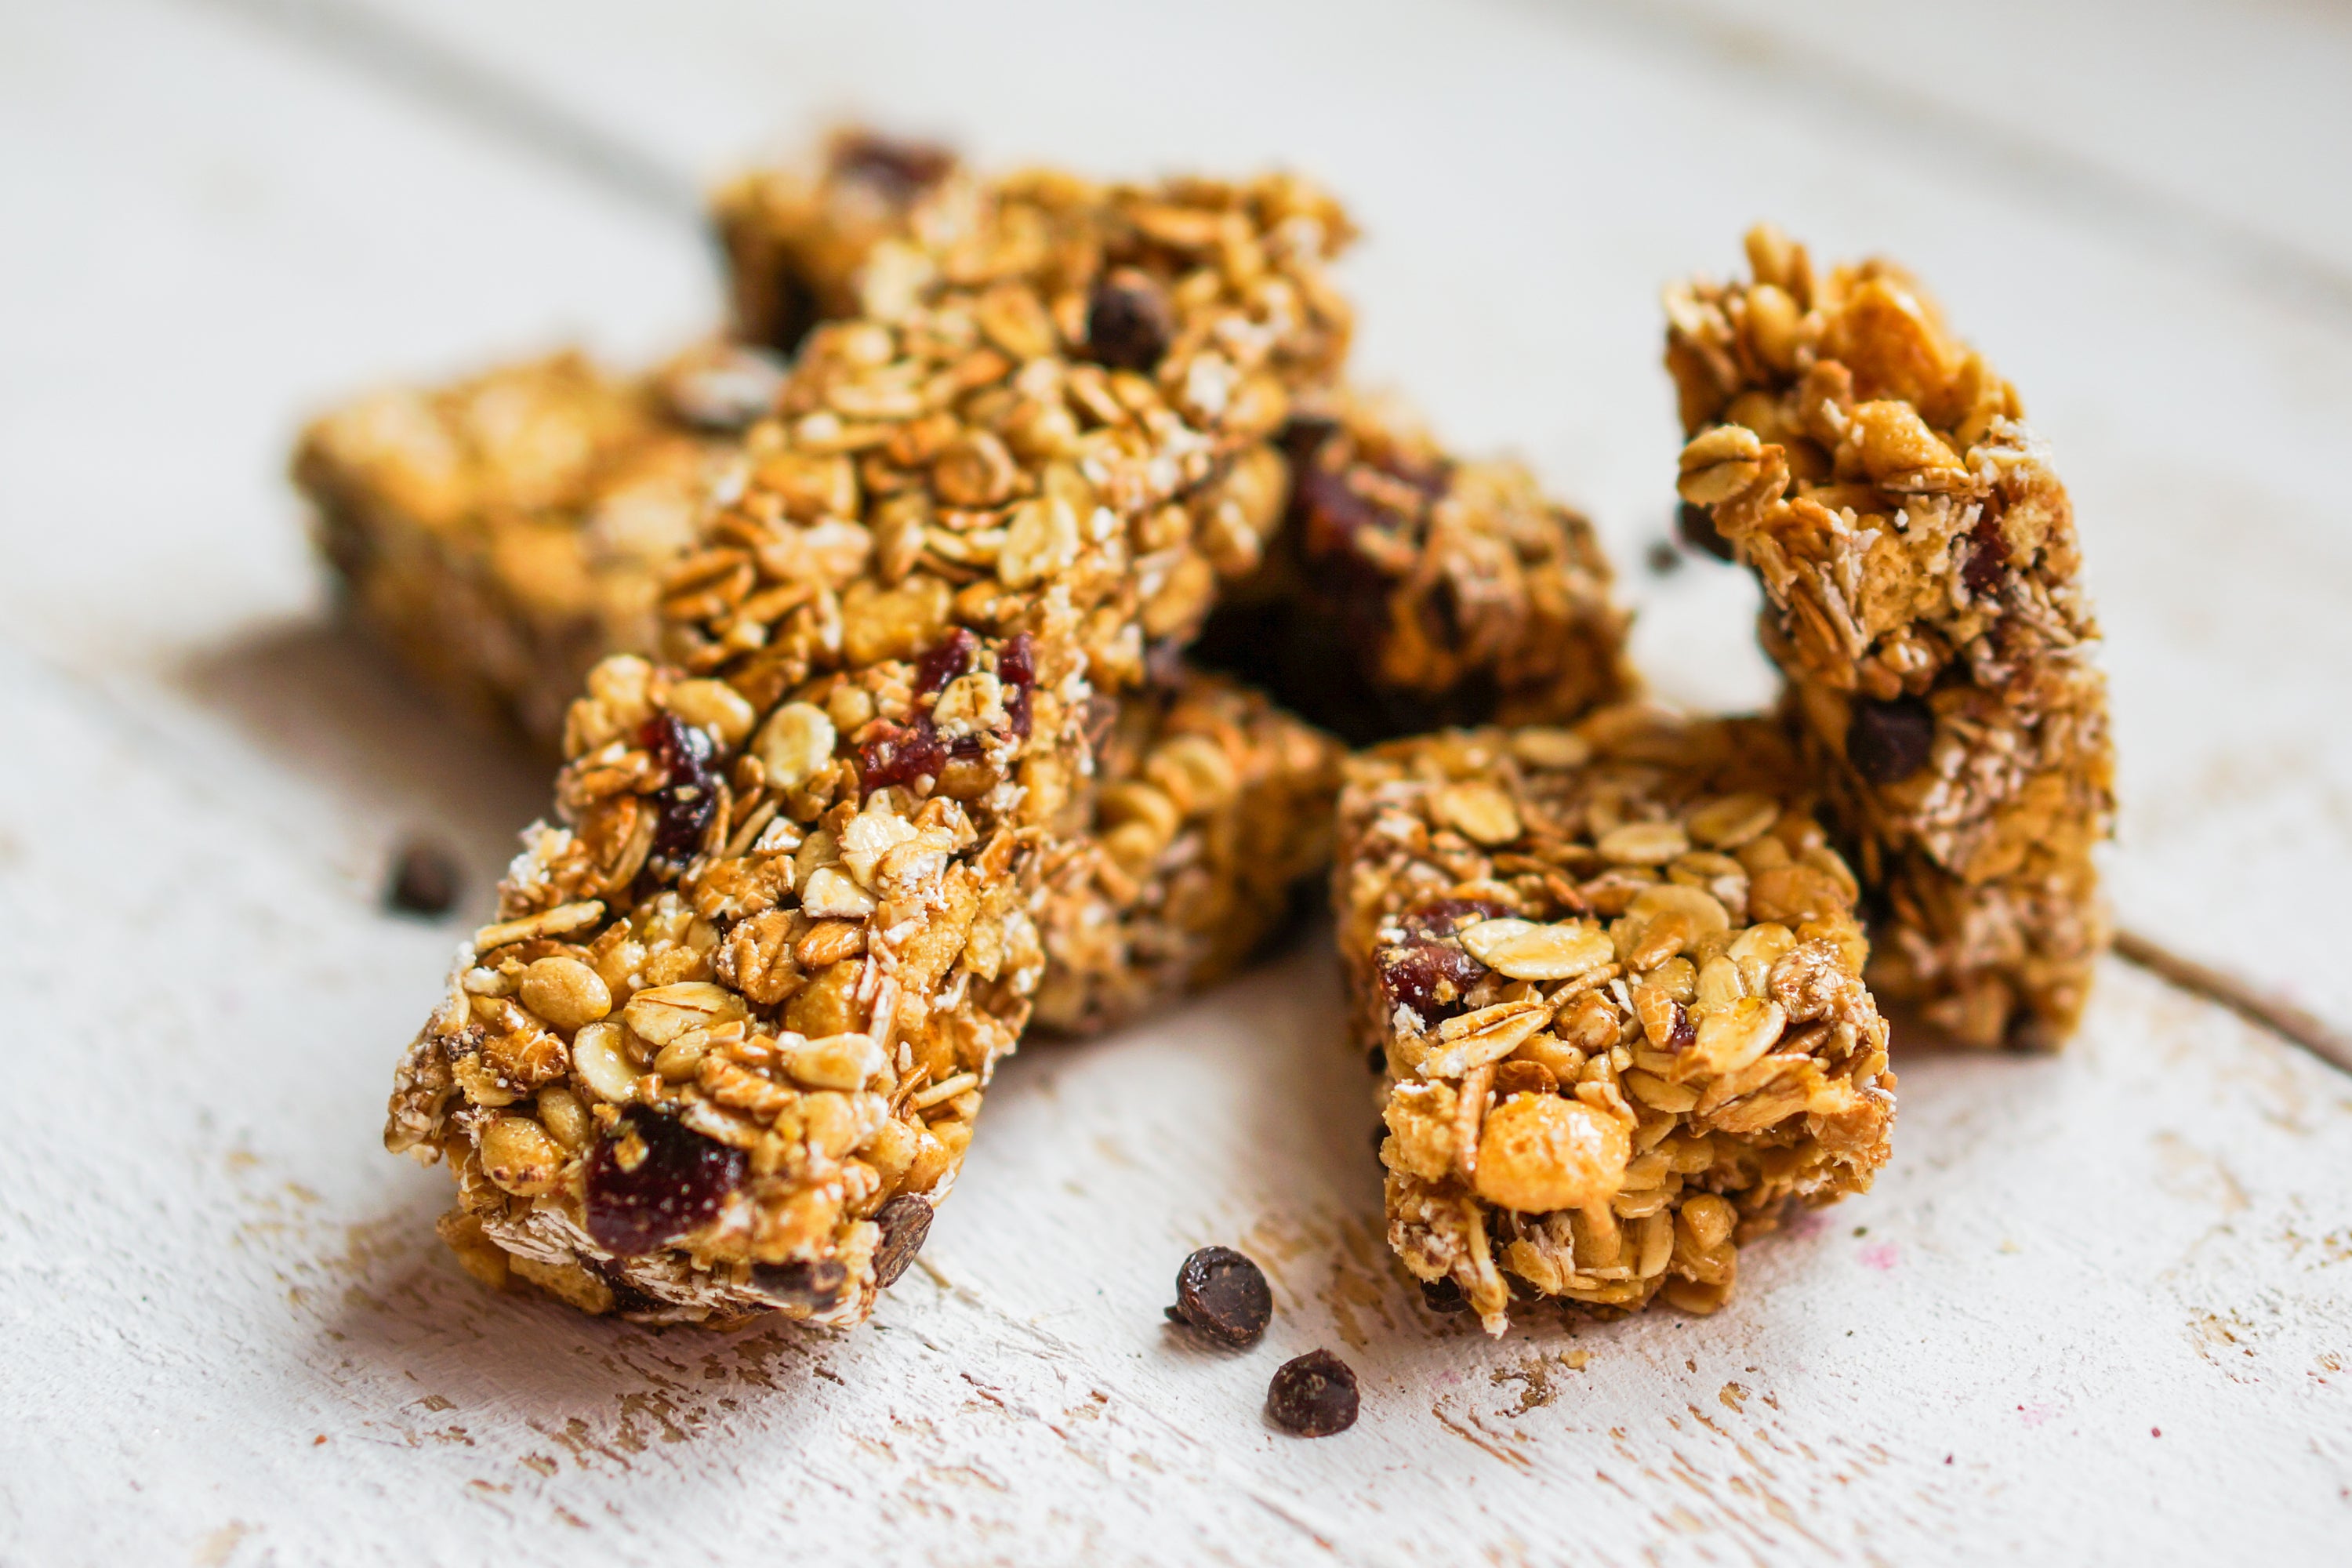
top-left (3, 2), bottom-right (2349, 1563)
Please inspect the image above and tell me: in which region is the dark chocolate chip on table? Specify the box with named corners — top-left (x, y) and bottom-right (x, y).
top-left (1166, 1246), bottom-right (1272, 1348)
top-left (1846, 695), bottom-right (1936, 784)
top-left (1266, 1349), bottom-right (1360, 1436)
top-left (384, 838), bottom-right (459, 916)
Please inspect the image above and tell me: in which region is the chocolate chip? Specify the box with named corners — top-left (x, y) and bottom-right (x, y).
top-left (584, 1110), bottom-right (746, 1256)
top-left (1166, 1246), bottom-right (1272, 1348)
top-left (1419, 1276), bottom-right (1471, 1316)
top-left (384, 839), bottom-right (459, 917)
top-left (750, 1258), bottom-right (851, 1312)
top-left (1265, 1349), bottom-right (1359, 1436)
top-left (829, 132), bottom-right (955, 201)
top-left (1085, 269), bottom-right (1174, 373)
top-left (1677, 501), bottom-right (1735, 561)
top-left (1847, 695), bottom-right (1936, 785)
top-left (871, 1194), bottom-right (934, 1288)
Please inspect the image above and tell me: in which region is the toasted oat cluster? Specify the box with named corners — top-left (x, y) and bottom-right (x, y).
top-left (1336, 708), bottom-right (1895, 1332)
top-left (384, 159), bottom-right (1357, 1326)
top-left (1665, 227), bottom-right (2114, 1049)
top-left (1197, 394), bottom-right (1637, 746)
top-left (296, 344), bottom-right (768, 742)
top-left (1031, 671), bottom-right (1341, 1035)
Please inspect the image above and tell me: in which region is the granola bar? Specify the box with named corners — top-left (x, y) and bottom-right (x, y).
top-left (296, 343), bottom-right (777, 744)
top-left (1664, 227), bottom-right (2114, 1048)
top-left (385, 162), bottom-right (1357, 1327)
top-left (1194, 392), bottom-right (1637, 746)
top-left (1031, 671), bottom-right (1341, 1035)
top-left (719, 139), bottom-right (1635, 750)
top-left (1336, 706), bottom-right (1895, 1332)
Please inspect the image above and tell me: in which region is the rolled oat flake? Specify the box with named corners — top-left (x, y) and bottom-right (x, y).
top-left (1167, 1246), bottom-right (1272, 1347)
top-left (1265, 1348), bottom-right (1359, 1436)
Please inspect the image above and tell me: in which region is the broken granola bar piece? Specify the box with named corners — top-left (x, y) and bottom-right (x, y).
top-left (386, 161), bottom-right (1357, 1327)
top-left (1030, 670), bottom-right (1341, 1035)
top-left (1335, 706), bottom-right (1895, 1332)
top-left (1195, 393), bottom-right (1637, 746)
top-left (296, 343), bottom-right (774, 743)
top-left (1664, 227), bottom-right (2114, 1048)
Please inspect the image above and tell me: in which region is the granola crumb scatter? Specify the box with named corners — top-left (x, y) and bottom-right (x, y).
top-left (1167, 1246), bottom-right (1273, 1347)
top-left (382, 147), bottom-right (1358, 1329)
top-left (1197, 394), bottom-right (1636, 747)
top-left (1336, 707), bottom-right (1896, 1333)
top-left (386, 839), bottom-right (461, 916)
top-left (1664, 227), bottom-right (2114, 1049)
top-left (1266, 1349), bottom-right (1360, 1436)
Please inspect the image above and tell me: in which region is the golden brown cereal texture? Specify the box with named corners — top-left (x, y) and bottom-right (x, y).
top-left (1664, 227), bottom-right (2114, 1049)
top-left (1335, 706), bottom-right (1895, 1332)
top-left (383, 156), bottom-right (1356, 1328)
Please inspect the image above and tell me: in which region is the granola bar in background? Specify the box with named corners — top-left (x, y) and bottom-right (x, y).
top-left (1336, 706), bottom-right (1895, 1331)
top-left (296, 343), bottom-right (772, 744)
top-left (1192, 391), bottom-right (1637, 746)
top-left (383, 160), bottom-right (1358, 1327)
top-left (1665, 227), bottom-right (2114, 1049)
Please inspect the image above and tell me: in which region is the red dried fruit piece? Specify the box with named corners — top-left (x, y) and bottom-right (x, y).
top-left (997, 632), bottom-right (1036, 739)
top-left (1399, 898), bottom-right (1512, 941)
top-left (1374, 938), bottom-right (1487, 1025)
top-left (1962, 504), bottom-right (2010, 597)
top-left (640, 713), bottom-right (721, 871)
top-left (913, 626), bottom-right (981, 695)
top-left (584, 1109), bottom-right (747, 1257)
top-left (857, 718), bottom-right (949, 793)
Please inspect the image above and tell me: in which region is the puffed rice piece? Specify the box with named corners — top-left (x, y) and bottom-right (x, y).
top-left (1335, 706), bottom-right (1896, 1333)
top-left (1664, 227), bottom-right (2114, 1048)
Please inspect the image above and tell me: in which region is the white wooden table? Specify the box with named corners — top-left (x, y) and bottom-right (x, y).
top-left (3, 2), bottom-right (2349, 1562)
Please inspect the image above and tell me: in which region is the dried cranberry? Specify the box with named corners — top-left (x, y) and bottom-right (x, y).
top-left (640, 713), bottom-right (720, 871)
top-left (1678, 500), bottom-right (1735, 561)
top-left (1166, 1247), bottom-right (1272, 1348)
top-left (830, 132), bottom-right (955, 201)
top-left (857, 717), bottom-right (949, 792)
top-left (1667, 1001), bottom-right (1697, 1053)
top-left (870, 1194), bottom-right (935, 1288)
top-left (1085, 270), bottom-right (1174, 373)
top-left (913, 627), bottom-right (981, 696)
top-left (585, 1110), bottom-right (746, 1257)
top-left (1377, 450), bottom-right (1451, 500)
top-left (1847, 695), bottom-right (1936, 785)
top-left (997, 632), bottom-right (1036, 739)
top-left (1265, 1349), bottom-right (1360, 1437)
top-left (1962, 503), bottom-right (2010, 597)
top-left (1374, 939), bottom-right (1488, 1025)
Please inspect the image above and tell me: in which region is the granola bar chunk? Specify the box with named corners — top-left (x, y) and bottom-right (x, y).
top-left (1336, 707), bottom-right (1895, 1332)
top-left (1031, 671), bottom-right (1342, 1035)
top-left (296, 344), bottom-right (768, 742)
top-left (385, 162), bottom-right (1356, 1327)
top-left (1664, 227), bottom-right (2114, 1048)
top-left (1195, 394), bottom-right (1637, 746)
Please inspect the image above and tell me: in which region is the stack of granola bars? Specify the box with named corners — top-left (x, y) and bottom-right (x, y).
top-left (303, 132), bottom-right (2108, 1333)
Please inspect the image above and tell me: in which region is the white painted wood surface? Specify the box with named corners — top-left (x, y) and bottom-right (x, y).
top-left (2, 2), bottom-right (2348, 1563)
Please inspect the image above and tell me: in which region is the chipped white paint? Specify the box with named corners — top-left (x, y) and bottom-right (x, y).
top-left (2, 1), bottom-right (2348, 1563)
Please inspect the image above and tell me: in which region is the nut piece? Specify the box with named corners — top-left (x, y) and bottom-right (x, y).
top-left (1472, 1094), bottom-right (1629, 1214)
top-left (755, 702), bottom-right (838, 791)
top-left (571, 1020), bottom-right (637, 1104)
top-left (520, 956), bottom-right (612, 1031)
top-left (480, 1114), bottom-right (567, 1196)
top-left (1165, 1246), bottom-right (1273, 1348)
